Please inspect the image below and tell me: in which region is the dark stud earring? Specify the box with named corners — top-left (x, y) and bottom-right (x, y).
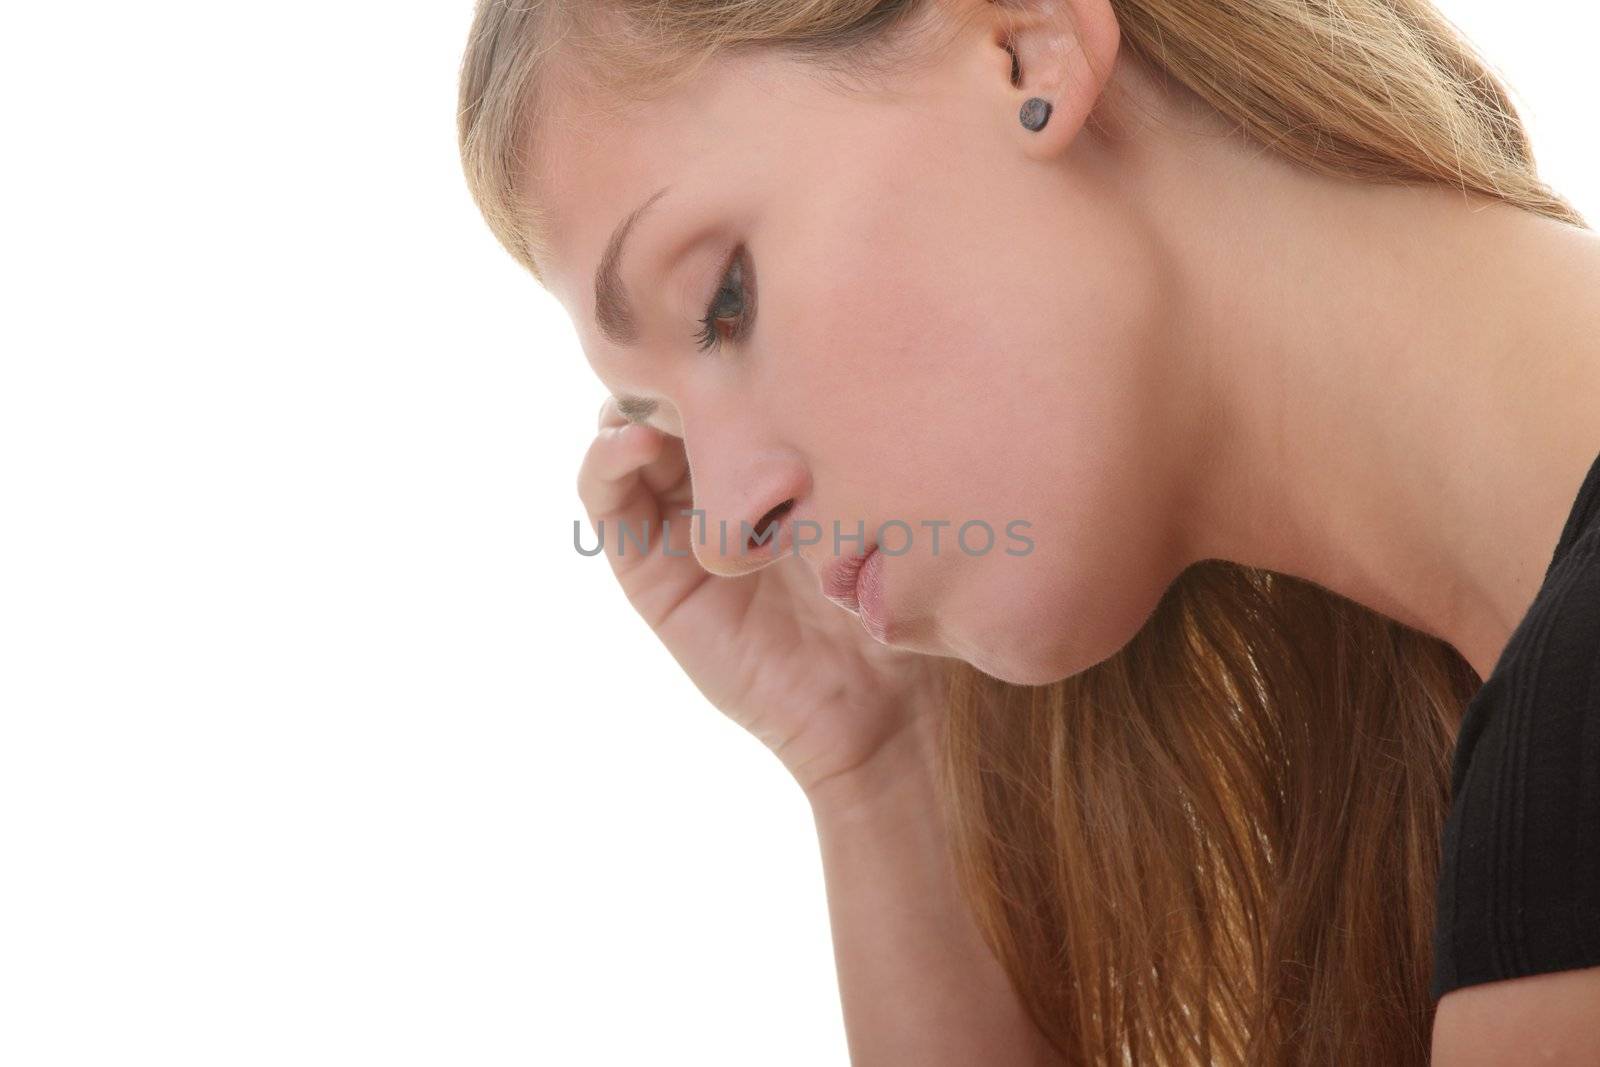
top-left (1019, 97), bottom-right (1052, 132)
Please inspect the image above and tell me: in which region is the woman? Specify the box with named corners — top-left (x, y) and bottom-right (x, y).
top-left (457, 0), bottom-right (1600, 1062)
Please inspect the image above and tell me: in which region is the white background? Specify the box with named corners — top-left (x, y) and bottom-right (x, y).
top-left (1, 2), bottom-right (1595, 1064)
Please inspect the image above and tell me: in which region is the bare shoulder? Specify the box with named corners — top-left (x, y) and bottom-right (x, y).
top-left (1431, 965), bottom-right (1600, 1065)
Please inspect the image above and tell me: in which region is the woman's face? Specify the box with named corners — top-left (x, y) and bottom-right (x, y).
top-left (534, 19), bottom-right (1192, 685)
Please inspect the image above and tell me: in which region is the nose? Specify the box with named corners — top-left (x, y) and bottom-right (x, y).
top-left (681, 437), bottom-right (810, 579)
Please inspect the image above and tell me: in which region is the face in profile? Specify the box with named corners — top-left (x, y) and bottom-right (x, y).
top-left (533, 14), bottom-right (1197, 686)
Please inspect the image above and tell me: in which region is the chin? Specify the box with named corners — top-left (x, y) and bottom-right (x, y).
top-left (901, 562), bottom-right (1158, 688)
top-left (946, 591), bottom-right (1139, 688)
top-left (964, 646), bottom-right (1081, 688)
top-left (930, 615), bottom-right (1083, 687)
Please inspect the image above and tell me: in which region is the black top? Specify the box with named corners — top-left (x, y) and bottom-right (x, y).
top-left (1430, 446), bottom-right (1600, 1002)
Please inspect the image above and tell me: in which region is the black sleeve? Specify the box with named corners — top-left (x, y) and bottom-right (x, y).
top-left (1430, 527), bottom-right (1600, 1002)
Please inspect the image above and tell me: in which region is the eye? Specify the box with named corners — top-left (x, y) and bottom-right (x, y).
top-left (694, 245), bottom-right (755, 353)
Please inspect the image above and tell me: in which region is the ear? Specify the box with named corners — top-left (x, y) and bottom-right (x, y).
top-left (987, 0), bottom-right (1121, 161)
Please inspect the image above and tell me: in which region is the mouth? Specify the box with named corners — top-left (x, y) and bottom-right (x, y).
top-left (820, 545), bottom-right (890, 642)
top-left (820, 544), bottom-right (874, 609)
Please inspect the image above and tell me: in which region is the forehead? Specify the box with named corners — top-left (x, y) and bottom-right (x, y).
top-left (532, 49), bottom-right (830, 311)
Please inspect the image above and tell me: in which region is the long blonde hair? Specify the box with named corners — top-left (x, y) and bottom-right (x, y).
top-left (458, 2), bottom-right (1588, 1062)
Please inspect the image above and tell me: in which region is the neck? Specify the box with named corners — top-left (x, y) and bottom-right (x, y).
top-left (1105, 70), bottom-right (1600, 680)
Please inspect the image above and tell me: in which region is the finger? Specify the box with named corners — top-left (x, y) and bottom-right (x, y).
top-left (593, 393), bottom-right (690, 494)
top-left (577, 422), bottom-right (668, 520)
top-left (576, 423), bottom-right (704, 592)
top-left (638, 428), bottom-right (690, 499)
top-left (599, 395), bottom-right (626, 431)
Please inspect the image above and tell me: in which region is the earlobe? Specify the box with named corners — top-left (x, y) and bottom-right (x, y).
top-left (993, 0), bottom-right (1121, 159)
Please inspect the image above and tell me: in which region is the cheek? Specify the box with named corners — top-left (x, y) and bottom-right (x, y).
top-left (761, 199), bottom-right (1174, 677)
top-left (798, 243), bottom-right (1153, 514)
top-left (769, 226), bottom-right (1162, 509)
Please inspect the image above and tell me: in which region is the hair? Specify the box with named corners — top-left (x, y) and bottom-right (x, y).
top-left (458, 2), bottom-right (1589, 1062)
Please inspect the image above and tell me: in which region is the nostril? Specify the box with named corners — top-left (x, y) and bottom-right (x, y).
top-left (748, 498), bottom-right (795, 551)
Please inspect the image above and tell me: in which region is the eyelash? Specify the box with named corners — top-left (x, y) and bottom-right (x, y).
top-left (694, 246), bottom-right (753, 353)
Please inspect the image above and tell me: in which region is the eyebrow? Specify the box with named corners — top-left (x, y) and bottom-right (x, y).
top-left (594, 183), bottom-right (672, 349)
top-left (615, 395), bottom-right (659, 423)
top-left (593, 184), bottom-right (673, 422)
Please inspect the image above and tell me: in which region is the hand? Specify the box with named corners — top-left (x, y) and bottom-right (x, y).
top-left (576, 397), bottom-right (948, 796)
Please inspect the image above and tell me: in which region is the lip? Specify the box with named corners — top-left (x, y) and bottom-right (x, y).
top-left (819, 545), bottom-right (890, 642)
top-left (853, 548), bottom-right (889, 643)
top-left (825, 547), bottom-right (876, 614)
top-left (821, 545), bottom-right (876, 611)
